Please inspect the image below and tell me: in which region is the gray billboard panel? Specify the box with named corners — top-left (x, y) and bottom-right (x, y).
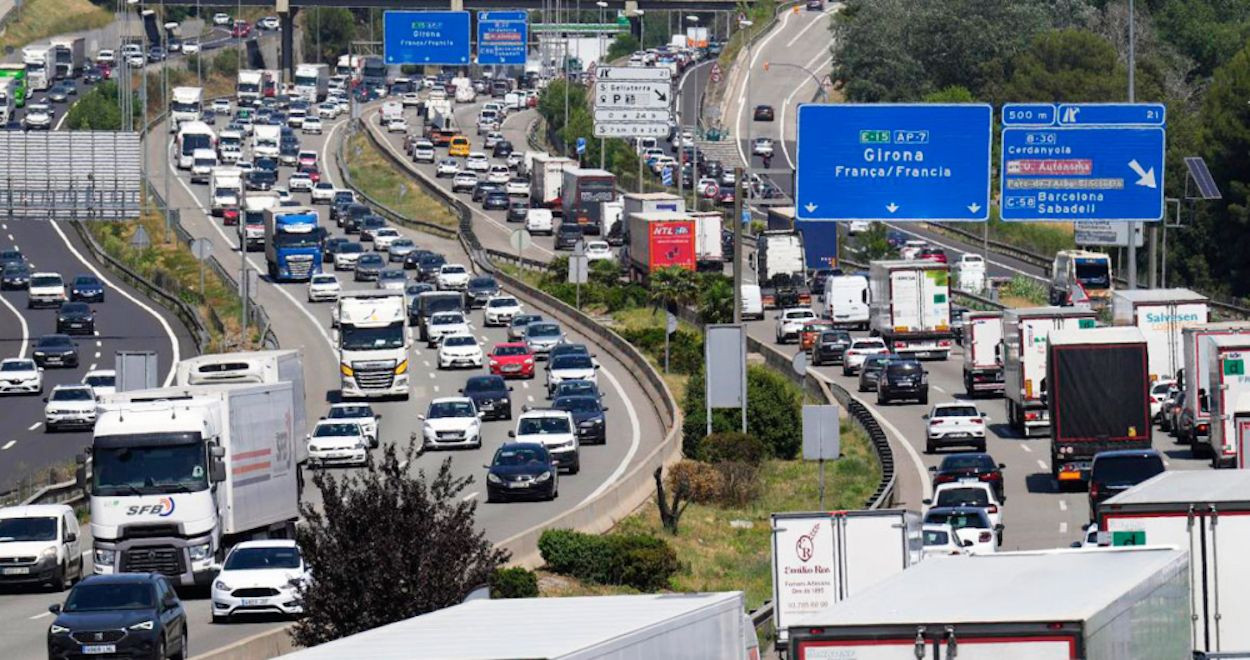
top-left (705, 324), bottom-right (746, 409)
top-left (802, 404), bottom-right (841, 461)
top-left (0, 131), bottom-right (141, 219)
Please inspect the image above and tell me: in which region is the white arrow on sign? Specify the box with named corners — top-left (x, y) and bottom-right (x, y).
top-left (968, 203), bottom-right (982, 214)
top-left (886, 203), bottom-right (899, 213)
top-left (804, 203), bottom-right (817, 213)
top-left (1127, 159), bottom-right (1157, 189)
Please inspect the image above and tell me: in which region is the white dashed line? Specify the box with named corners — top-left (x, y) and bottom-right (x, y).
top-left (1020, 444), bottom-right (1032, 453)
top-left (422, 360), bottom-right (431, 368)
top-left (428, 371), bottom-right (436, 379)
top-left (1059, 500), bottom-right (1068, 512)
top-left (1059, 522), bottom-right (1068, 534)
top-left (1, 440), bottom-right (14, 450)
top-left (521, 381), bottom-right (529, 389)
top-left (526, 395), bottom-right (534, 402)
top-left (6, 234), bottom-right (12, 241)
top-left (27, 422), bottom-right (41, 431)
top-left (0, 287), bottom-right (29, 359)
top-left (95, 340), bottom-right (102, 348)
top-left (932, 385), bottom-right (946, 394)
top-left (1037, 459), bottom-right (1048, 470)
top-left (462, 491), bottom-right (478, 502)
top-left (28, 611), bottom-right (52, 620)
top-left (432, 385), bottom-right (440, 392)
top-left (88, 363), bottom-right (97, 372)
top-left (94, 352), bottom-right (101, 359)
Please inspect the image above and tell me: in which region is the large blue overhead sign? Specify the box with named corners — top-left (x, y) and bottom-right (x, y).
top-left (383, 11), bottom-right (470, 66)
top-left (477, 11), bottom-right (528, 65)
top-left (795, 104), bottom-right (992, 222)
top-left (1000, 103), bottom-right (1166, 222)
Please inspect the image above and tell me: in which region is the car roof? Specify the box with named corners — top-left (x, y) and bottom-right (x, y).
top-left (519, 408), bottom-right (573, 419)
top-left (79, 572), bottom-right (161, 585)
top-left (0, 503), bottom-right (73, 518)
top-left (932, 401), bottom-right (978, 410)
top-left (230, 539), bottom-right (298, 550)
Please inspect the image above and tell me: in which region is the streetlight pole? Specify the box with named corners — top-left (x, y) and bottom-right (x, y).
top-left (164, 15), bottom-right (177, 243)
top-left (597, 0), bottom-right (607, 170)
top-left (1126, 0), bottom-right (1139, 290)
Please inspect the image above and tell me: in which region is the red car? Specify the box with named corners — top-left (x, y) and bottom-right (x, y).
top-left (916, 247), bottom-right (948, 263)
top-left (231, 20), bottom-right (252, 39)
top-left (717, 189), bottom-right (735, 206)
top-left (222, 206), bottom-right (240, 226)
top-left (489, 342), bottom-right (535, 379)
top-left (298, 164), bottom-right (321, 184)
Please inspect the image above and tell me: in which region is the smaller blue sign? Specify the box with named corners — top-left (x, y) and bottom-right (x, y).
top-left (477, 11), bottom-right (528, 65)
top-left (576, 137), bottom-right (587, 155)
top-left (1055, 103), bottom-right (1166, 126)
top-left (383, 11), bottom-right (470, 66)
top-left (1001, 104), bottom-right (1056, 126)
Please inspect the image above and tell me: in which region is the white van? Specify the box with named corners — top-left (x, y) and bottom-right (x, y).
top-left (740, 284), bottom-right (764, 321)
top-left (955, 254), bottom-right (987, 294)
top-left (190, 148), bottom-right (217, 184)
top-left (824, 275), bottom-right (870, 329)
top-left (0, 504), bottom-right (84, 589)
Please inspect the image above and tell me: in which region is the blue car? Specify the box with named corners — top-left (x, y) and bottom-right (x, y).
top-left (69, 274), bottom-right (105, 302)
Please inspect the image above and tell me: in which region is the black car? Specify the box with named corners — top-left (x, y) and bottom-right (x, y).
top-left (482, 191), bottom-right (510, 211)
top-left (47, 573), bottom-right (188, 660)
top-left (554, 223), bottom-right (583, 250)
top-left (415, 253), bottom-right (447, 281)
top-left (506, 200), bottom-right (528, 223)
top-left (465, 276), bottom-right (500, 308)
top-left (549, 379), bottom-right (602, 402)
top-left (354, 253), bottom-right (386, 281)
top-left (323, 236), bottom-right (349, 263)
top-left (279, 140), bottom-right (300, 163)
top-left (553, 394), bottom-right (608, 445)
top-left (484, 442), bottom-right (558, 502)
top-left (811, 330), bottom-right (852, 366)
top-left (358, 215), bottom-right (387, 241)
top-left (492, 140), bottom-right (514, 158)
top-left (753, 104), bottom-right (775, 121)
top-left (147, 46), bottom-right (167, 62)
top-left (2, 262), bottom-right (30, 289)
top-left (857, 354), bottom-right (896, 392)
top-left (403, 248), bottom-right (435, 271)
top-left (0, 248), bottom-right (23, 269)
top-left (339, 203), bottom-right (371, 231)
top-left (69, 274), bottom-right (105, 302)
top-left (461, 374), bottom-right (513, 421)
top-left (255, 156), bottom-right (279, 172)
top-left (56, 302), bottom-right (96, 335)
top-left (245, 168), bottom-right (277, 191)
top-left (83, 66), bottom-right (104, 84)
top-left (701, 159), bottom-right (724, 179)
top-left (471, 181), bottom-right (504, 203)
top-left (877, 359), bottom-right (928, 405)
top-left (1087, 449), bottom-right (1165, 519)
top-left (930, 452), bottom-right (1006, 502)
top-left (330, 193), bottom-right (357, 221)
top-left (547, 343), bottom-right (591, 364)
top-left (33, 334), bottom-right (78, 368)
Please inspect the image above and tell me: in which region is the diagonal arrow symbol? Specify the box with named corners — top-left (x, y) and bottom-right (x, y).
top-left (1127, 159), bottom-right (1157, 189)
top-left (654, 88), bottom-right (667, 103)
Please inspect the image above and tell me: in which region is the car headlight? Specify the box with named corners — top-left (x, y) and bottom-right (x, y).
top-left (34, 351), bottom-right (44, 357)
top-left (423, 423), bottom-right (434, 437)
top-left (486, 472), bottom-right (502, 484)
top-left (356, 441), bottom-right (369, 450)
top-left (94, 548), bottom-right (115, 565)
top-left (188, 542), bottom-right (212, 562)
top-left (40, 546), bottom-right (57, 561)
top-left (536, 471), bottom-right (552, 482)
top-left (213, 579), bottom-right (230, 591)
top-left (128, 620), bottom-right (155, 631)
top-left (340, 362), bottom-right (354, 377)
top-left (50, 624), bottom-right (70, 634)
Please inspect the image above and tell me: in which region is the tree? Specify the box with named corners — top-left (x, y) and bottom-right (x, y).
top-left (992, 29), bottom-right (1128, 103)
top-left (698, 275), bottom-right (734, 324)
top-left (64, 81), bottom-right (124, 131)
top-left (302, 8), bottom-right (357, 66)
top-left (291, 442), bottom-right (507, 647)
top-left (212, 50), bottom-right (239, 79)
top-left (647, 267), bottom-right (698, 314)
top-left (607, 34), bottom-right (640, 62)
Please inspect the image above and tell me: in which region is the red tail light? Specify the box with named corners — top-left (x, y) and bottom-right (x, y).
top-left (930, 419), bottom-right (944, 425)
top-left (935, 474), bottom-right (955, 485)
top-left (938, 339), bottom-right (952, 347)
top-left (971, 418), bottom-right (983, 424)
top-left (1089, 483), bottom-right (1100, 499)
top-left (986, 505), bottom-right (998, 514)
top-left (1199, 423), bottom-right (1209, 433)
top-left (979, 532), bottom-right (992, 543)
top-left (894, 341), bottom-right (907, 348)
top-left (979, 472), bottom-right (1002, 482)
top-left (1024, 411), bottom-right (1040, 421)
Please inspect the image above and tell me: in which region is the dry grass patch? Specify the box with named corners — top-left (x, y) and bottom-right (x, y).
top-left (345, 132), bottom-right (458, 228)
top-left (0, 0), bottom-right (111, 52)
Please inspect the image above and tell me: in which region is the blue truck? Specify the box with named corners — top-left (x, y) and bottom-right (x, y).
top-left (795, 219), bottom-right (838, 271)
top-left (264, 205), bottom-right (322, 281)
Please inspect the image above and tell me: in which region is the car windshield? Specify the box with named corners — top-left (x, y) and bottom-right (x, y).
top-left (85, 374), bottom-right (115, 388)
top-left (431, 314), bottom-right (463, 326)
top-left (224, 546), bottom-right (301, 571)
top-left (552, 355), bottom-right (593, 370)
top-left (0, 517), bottom-right (57, 542)
top-left (30, 275), bottom-right (61, 288)
top-left (340, 243), bottom-right (363, 254)
top-left (934, 406), bottom-right (979, 418)
top-left (487, 297), bottom-right (517, 308)
top-left (64, 583), bottom-right (154, 612)
top-left (940, 455), bottom-right (995, 472)
top-left (936, 488), bottom-right (991, 508)
top-left (926, 511), bottom-right (989, 530)
top-left (1, 360), bottom-right (35, 372)
top-left (1075, 258), bottom-right (1110, 288)
top-left (464, 377), bottom-right (503, 393)
top-left (444, 336), bottom-right (476, 347)
top-left (493, 345), bottom-right (528, 356)
top-left (820, 332), bottom-right (850, 343)
top-left (886, 363), bottom-right (922, 376)
top-left (493, 446), bottom-right (548, 467)
top-left (357, 255), bottom-right (384, 267)
top-left (329, 405), bottom-right (373, 419)
top-left (555, 397), bottom-right (600, 413)
top-left (1151, 382), bottom-right (1173, 395)
top-left (379, 272), bottom-right (405, 282)
top-left (922, 529), bottom-right (951, 546)
top-left (512, 315), bottom-right (540, 326)
top-left (38, 336), bottom-right (73, 348)
top-left (61, 303), bottom-right (89, 314)
top-left (528, 324), bottom-right (560, 338)
top-left (52, 388), bottom-right (93, 401)
top-left (442, 266), bottom-right (467, 275)
top-left (314, 423), bottom-right (360, 437)
top-left (518, 416), bottom-right (571, 435)
top-left (428, 401), bottom-right (475, 418)
top-left (556, 381), bottom-right (597, 396)
top-left (1094, 455), bottom-right (1165, 485)
top-left (469, 277), bottom-right (495, 289)
top-left (311, 275), bottom-right (337, 285)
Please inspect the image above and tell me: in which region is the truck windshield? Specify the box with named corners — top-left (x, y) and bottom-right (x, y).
top-left (0, 517), bottom-right (57, 542)
top-left (181, 133), bottom-right (212, 155)
top-left (171, 100), bottom-right (199, 113)
top-left (272, 232), bottom-right (321, 248)
top-left (92, 438), bottom-right (209, 495)
top-left (341, 322), bottom-right (404, 350)
top-left (1074, 259), bottom-right (1110, 288)
top-left (238, 82), bottom-right (259, 93)
top-left (294, 74), bottom-right (317, 86)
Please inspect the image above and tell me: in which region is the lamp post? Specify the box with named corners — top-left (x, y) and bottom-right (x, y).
top-left (685, 14), bottom-right (700, 210)
top-left (164, 16), bottom-right (177, 242)
top-left (597, 0), bottom-right (607, 169)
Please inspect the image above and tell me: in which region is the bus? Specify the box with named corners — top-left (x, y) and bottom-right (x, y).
top-left (175, 121), bottom-right (216, 169)
top-left (0, 64), bottom-right (27, 108)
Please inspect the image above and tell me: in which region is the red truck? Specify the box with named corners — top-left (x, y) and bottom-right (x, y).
top-left (626, 212), bottom-right (695, 282)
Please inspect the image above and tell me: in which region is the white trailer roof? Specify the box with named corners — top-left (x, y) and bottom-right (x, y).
top-left (284, 592), bottom-right (744, 659)
top-left (1048, 326), bottom-right (1144, 346)
top-left (1113, 288), bottom-right (1207, 304)
top-left (1104, 470), bottom-right (1250, 506)
top-left (1004, 306), bottom-right (1096, 319)
top-left (869, 260), bottom-right (948, 271)
top-left (1205, 334), bottom-right (1250, 350)
top-left (813, 548), bottom-right (1184, 625)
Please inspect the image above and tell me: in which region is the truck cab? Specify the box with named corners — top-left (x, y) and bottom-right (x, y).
top-left (169, 86), bottom-right (203, 131)
top-left (336, 292), bottom-right (411, 399)
top-left (209, 167), bottom-right (242, 218)
top-left (263, 206), bottom-right (322, 281)
top-left (242, 192), bottom-right (279, 251)
top-left (1050, 249), bottom-right (1113, 308)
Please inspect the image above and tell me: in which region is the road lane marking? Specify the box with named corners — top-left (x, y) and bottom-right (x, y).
top-left (1037, 459), bottom-right (1048, 470)
top-left (95, 341), bottom-right (101, 348)
top-left (432, 385), bottom-right (440, 392)
top-left (779, 52), bottom-right (833, 169)
top-left (462, 491), bottom-right (478, 502)
top-left (521, 381), bottom-right (529, 389)
top-left (28, 422), bottom-right (41, 431)
top-left (932, 384), bottom-right (946, 394)
top-left (1059, 500), bottom-right (1068, 511)
top-left (526, 394), bottom-right (534, 402)
top-left (422, 360), bottom-right (431, 367)
top-left (1, 440), bottom-right (14, 450)
top-left (28, 611), bottom-right (52, 620)
top-left (577, 359), bottom-right (644, 506)
top-left (855, 391), bottom-right (933, 501)
top-left (785, 10), bottom-right (832, 48)
top-left (0, 287), bottom-right (30, 358)
top-left (6, 233), bottom-right (12, 241)
top-left (88, 363), bottom-right (96, 371)
top-left (94, 352), bottom-right (101, 359)
top-left (428, 371), bottom-right (436, 378)
top-left (1021, 444), bottom-right (1032, 453)
top-left (47, 222), bottom-right (181, 386)
top-left (1059, 522), bottom-right (1068, 534)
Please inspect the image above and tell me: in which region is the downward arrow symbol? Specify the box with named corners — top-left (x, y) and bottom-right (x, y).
top-left (1128, 159), bottom-right (1157, 188)
top-left (804, 203), bottom-right (817, 213)
top-left (968, 203), bottom-right (982, 214)
top-left (886, 203), bottom-right (899, 213)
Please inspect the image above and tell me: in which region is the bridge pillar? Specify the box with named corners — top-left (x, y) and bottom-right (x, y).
top-left (280, 9), bottom-right (296, 81)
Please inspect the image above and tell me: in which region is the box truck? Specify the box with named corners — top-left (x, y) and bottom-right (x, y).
top-left (690, 211), bottom-right (724, 271)
top-left (293, 63), bottom-right (329, 102)
top-left (627, 212), bottom-right (695, 281)
top-left (1203, 334), bottom-right (1250, 468)
top-left (240, 191), bottom-right (279, 251)
top-left (1113, 288), bottom-right (1209, 382)
top-left (22, 45), bottom-right (52, 91)
top-left (1099, 471), bottom-right (1250, 656)
top-left (601, 200), bottom-right (625, 245)
top-left (753, 230), bottom-right (810, 309)
top-left (868, 260), bottom-right (954, 360)
top-left (962, 310), bottom-right (1004, 397)
top-left (175, 349), bottom-right (308, 445)
top-left (622, 192), bottom-right (684, 218)
top-left (209, 167), bottom-right (243, 217)
top-left (1047, 327), bottom-right (1151, 484)
top-left (236, 69), bottom-right (265, 106)
top-left (1177, 322), bottom-right (1250, 445)
top-left (561, 167), bottom-right (616, 234)
top-left (169, 86), bottom-right (203, 129)
top-left (796, 219), bottom-right (838, 271)
top-left (84, 383), bottom-right (301, 586)
top-left (786, 547), bottom-right (1191, 659)
top-left (771, 510), bottom-right (923, 649)
top-left (49, 36), bottom-right (85, 79)
top-left (1002, 307), bottom-right (1097, 437)
top-left (530, 154), bottom-right (575, 213)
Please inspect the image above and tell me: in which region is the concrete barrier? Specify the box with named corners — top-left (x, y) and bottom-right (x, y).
top-left (191, 625), bottom-right (296, 660)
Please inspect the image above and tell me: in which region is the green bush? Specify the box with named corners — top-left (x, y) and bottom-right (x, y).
top-left (682, 365), bottom-right (803, 459)
top-left (538, 529), bottom-right (679, 591)
top-left (613, 537), bottom-right (680, 591)
top-left (617, 327), bottom-right (703, 375)
top-left (490, 566), bottom-right (539, 599)
top-left (699, 432), bottom-right (767, 465)
top-left (537, 528), bottom-right (601, 577)
top-left (212, 50), bottom-right (239, 79)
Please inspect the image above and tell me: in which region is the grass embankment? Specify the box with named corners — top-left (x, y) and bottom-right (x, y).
top-left (934, 216), bottom-right (1076, 259)
top-left (345, 132), bottom-right (459, 228)
top-left (0, 0), bottom-right (111, 52)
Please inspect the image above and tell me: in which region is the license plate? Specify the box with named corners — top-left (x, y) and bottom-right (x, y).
top-left (508, 481), bottom-right (528, 489)
top-left (3, 567), bottom-right (30, 575)
top-left (241, 598), bottom-right (269, 606)
top-left (46, 357), bottom-right (61, 363)
top-left (503, 365), bottom-right (520, 372)
top-left (81, 645), bottom-right (116, 654)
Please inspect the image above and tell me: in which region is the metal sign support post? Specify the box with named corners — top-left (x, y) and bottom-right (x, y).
top-left (732, 166), bottom-right (743, 324)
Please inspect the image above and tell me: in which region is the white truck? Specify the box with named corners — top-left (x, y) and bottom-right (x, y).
top-left (1177, 322), bottom-right (1250, 445)
top-left (22, 45), bottom-right (52, 91)
top-left (452, 76), bottom-right (475, 103)
top-left (962, 310), bottom-right (1004, 397)
top-left (0, 77), bottom-right (16, 125)
top-left (190, 148), bottom-right (217, 184)
top-left (530, 154), bottom-right (576, 213)
top-left (621, 192), bottom-right (685, 218)
top-left (771, 510), bottom-right (923, 650)
top-left (1112, 287), bottom-right (1209, 382)
top-left (336, 292), bottom-right (411, 400)
top-left (209, 167), bottom-right (243, 216)
top-left (293, 63), bottom-right (329, 102)
top-left (753, 230), bottom-right (810, 309)
top-left (252, 123), bottom-right (281, 159)
top-left (600, 199), bottom-right (624, 244)
top-left (49, 36), bottom-right (85, 79)
top-left (85, 383), bottom-right (301, 586)
top-left (175, 349), bottom-right (308, 447)
top-left (380, 100), bottom-right (403, 125)
top-left (169, 86), bottom-right (203, 129)
top-left (823, 274), bottom-right (870, 329)
top-left (236, 69), bottom-right (265, 106)
top-left (1001, 306), bottom-right (1097, 437)
top-left (786, 547), bottom-right (1191, 659)
top-left (867, 260), bottom-right (953, 360)
top-left (1203, 334), bottom-right (1250, 468)
top-left (690, 211), bottom-right (724, 271)
top-left (240, 191), bottom-right (279, 251)
top-left (1099, 472), bottom-right (1250, 656)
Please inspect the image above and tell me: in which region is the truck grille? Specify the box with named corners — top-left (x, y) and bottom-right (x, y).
top-left (70, 630), bottom-right (126, 644)
top-left (287, 256), bottom-right (315, 278)
top-left (121, 524), bottom-right (179, 539)
top-left (119, 546), bottom-right (184, 577)
top-left (232, 587), bottom-right (280, 598)
top-left (354, 366), bottom-right (394, 390)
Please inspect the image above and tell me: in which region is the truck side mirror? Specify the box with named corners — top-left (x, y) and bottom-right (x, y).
top-left (210, 459), bottom-right (226, 483)
top-left (210, 445), bottom-right (225, 459)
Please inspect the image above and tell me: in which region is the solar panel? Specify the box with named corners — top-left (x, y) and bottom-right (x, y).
top-left (1185, 156), bottom-right (1222, 200)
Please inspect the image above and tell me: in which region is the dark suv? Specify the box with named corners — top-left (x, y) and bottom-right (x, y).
top-left (1088, 449), bottom-right (1165, 519)
top-left (877, 359), bottom-right (928, 405)
top-left (47, 573), bottom-right (188, 660)
top-left (931, 452), bottom-right (1006, 502)
top-left (555, 223), bottom-right (583, 250)
top-left (811, 330), bottom-right (851, 366)
top-left (858, 354), bottom-right (895, 392)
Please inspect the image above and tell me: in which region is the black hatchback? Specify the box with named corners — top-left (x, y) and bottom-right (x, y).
top-left (47, 573), bottom-right (188, 660)
top-left (484, 442), bottom-right (558, 502)
top-left (1088, 449), bottom-right (1165, 519)
top-left (460, 374), bottom-right (512, 421)
top-left (553, 394), bottom-right (608, 445)
top-left (56, 302), bottom-right (96, 335)
top-left (877, 359), bottom-right (928, 405)
top-left (931, 452), bottom-right (1006, 502)
top-left (465, 276), bottom-right (500, 308)
top-left (555, 223), bottom-right (583, 250)
top-left (33, 334), bottom-right (79, 368)
top-left (811, 330), bottom-right (851, 366)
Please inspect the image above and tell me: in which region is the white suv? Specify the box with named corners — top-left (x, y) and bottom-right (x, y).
top-left (774, 307), bottom-right (817, 344)
top-left (926, 481), bottom-right (1004, 547)
top-left (27, 272), bottom-right (67, 309)
top-left (841, 338), bottom-right (889, 376)
top-left (412, 140), bottom-right (436, 163)
top-left (438, 333), bottom-right (484, 369)
top-left (306, 420), bottom-right (369, 467)
top-left (924, 403), bottom-right (988, 453)
top-left (44, 384), bottom-right (97, 431)
top-left (420, 397), bottom-right (483, 449)
top-left (437, 264), bottom-right (471, 290)
top-left (510, 409), bottom-right (579, 473)
top-left (483, 295), bottom-right (522, 326)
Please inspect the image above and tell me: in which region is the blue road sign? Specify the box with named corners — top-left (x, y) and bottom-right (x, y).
top-left (661, 166), bottom-right (673, 186)
top-left (1000, 103), bottom-right (1166, 222)
top-left (383, 11), bottom-right (470, 66)
top-left (477, 11), bottom-right (528, 65)
top-left (795, 104), bottom-right (992, 222)
top-left (576, 137), bottom-right (587, 155)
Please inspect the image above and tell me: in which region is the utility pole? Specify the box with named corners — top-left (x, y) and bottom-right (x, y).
top-left (732, 166), bottom-right (744, 324)
top-left (1126, 0), bottom-right (1138, 290)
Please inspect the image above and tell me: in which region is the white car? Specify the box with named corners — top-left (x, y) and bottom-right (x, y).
top-left (317, 102), bottom-right (340, 119)
top-left (333, 245), bottom-right (363, 271)
top-left (437, 263), bottom-right (471, 290)
top-left (924, 508), bottom-right (998, 555)
top-left (327, 402), bottom-right (379, 446)
top-left (288, 172), bottom-right (313, 192)
top-left (429, 88), bottom-right (447, 101)
top-left (649, 155), bottom-right (676, 175)
top-left (545, 352), bottom-right (599, 395)
top-left (505, 178), bottom-right (530, 196)
top-left (211, 98), bottom-right (232, 114)
top-left (413, 140), bottom-right (436, 163)
top-left (95, 49), bottom-right (115, 65)
top-left (1149, 378), bottom-right (1177, 421)
top-left (426, 311), bottom-right (471, 347)
top-left (0, 358), bottom-right (43, 395)
top-left (82, 369), bottom-right (115, 400)
top-left (438, 159), bottom-right (462, 178)
top-left (584, 241), bottom-right (614, 262)
top-left (774, 307), bottom-right (817, 344)
top-left (385, 117), bottom-right (407, 133)
top-left (848, 220), bottom-right (872, 235)
top-left (306, 419), bottom-right (369, 467)
top-left (210, 540), bottom-right (309, 622)
top-left (302, 116), bottom-right (324, 134)
top-left (483, 295), bottom-right (522, 326)
top-left (22, 103), bottom-right (52, 130)
top-left (44, 384), bottom-right (97, 432)
top-left (924, 402), bottom-right (988, 453)
top-left (27, 272), bottom-right (67, 309)
top-left (464, 152), bottom-right (490, 172)
top-left (525, 208), bottom-right (554, 235)
top-left (420, 397), bottom-right (482, 449)
top-left (306, 273), bottom-right (341, 302)
top-left (511, 409), bottom-right (579, 473)
top-left (487, 165), bottom-right (511, 184)
top-left (751, 137), bottom-right (774, 157)
top-left (212, 12), bottom-right (231, 25)
top-left (311, 182), bottom-right (337, 204)
top-left (900, 240), bottom-right (928, 260)
top-left (401, 92), bottom-right (422, 107)
top-left (483, 131), bottom-right (504, 149)
top-left (928, 481), bottom-right (1004, 546)
top-left (258, 15), bottom-right (280, 30)
top-left (671, 129), bottom-right (695, 148)
top-left (372, 227), bottom-right (402, 251)
top-left (841, 337), bottom-right (889, 376)
top-left (506, 152), bottom-right (524, 170)
top-left (438, 333), bottom-right (484, 369)
top-left (921, 523), bottom-right (967, 558)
